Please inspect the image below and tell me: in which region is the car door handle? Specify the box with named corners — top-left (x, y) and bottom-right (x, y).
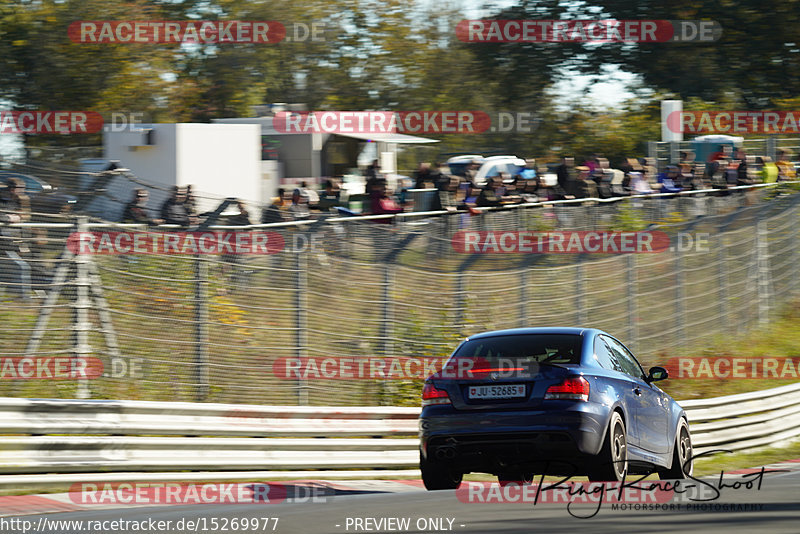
top-left (633, 387), bottom-right (642, 396)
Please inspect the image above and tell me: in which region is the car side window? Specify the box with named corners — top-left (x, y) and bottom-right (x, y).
top-left (593, 337), bottom-right (624, 373)
top-left (603, 336), bottom-right (646, 380)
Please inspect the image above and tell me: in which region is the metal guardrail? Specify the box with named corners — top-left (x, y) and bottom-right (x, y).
top-left (0, 383), bottom-right (798, 476)
top-left (681, 381), bottom-right (800, 454)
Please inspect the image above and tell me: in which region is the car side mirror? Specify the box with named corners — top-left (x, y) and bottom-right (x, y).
top-left (647, 366), bottom-right (669, 383)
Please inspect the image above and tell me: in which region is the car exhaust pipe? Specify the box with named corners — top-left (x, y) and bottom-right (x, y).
top-left (435, 447), bottom-right (457, 460)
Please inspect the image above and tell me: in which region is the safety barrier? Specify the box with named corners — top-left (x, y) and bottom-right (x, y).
top-left (0, 382), bottom-right (798, 476)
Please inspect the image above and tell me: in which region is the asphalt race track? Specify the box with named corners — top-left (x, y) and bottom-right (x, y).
top-left (7, 467), bottom-right (800, 534)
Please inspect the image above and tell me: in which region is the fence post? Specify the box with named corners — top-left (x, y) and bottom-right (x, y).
top-left (793, 202), bottom-right (800, 298)
top-left (519, 267), bottom-right (528, 328)
top-left (193, 254), bottom-right (209, 401)
top-left (756, 216), bottom-right (771, 324)
top-left (626, 254), bottom-right (638, 352)
top-left (669, 141), bottom-right (680, 165)
top-left (380, 263), bottom-right (395, 405)
top-left (766, 136), bottom-right (777, 162)
top-left (381, 264), bottom-right (394, 360)
top-left (675, 245), bottom-right (686, 349)
top-left (455, 272), bottom-right (466, 336)
top-left (73, 217), bottom-right (92, 399)
top-left (647, 141), bottom-right (658, 168)
top-left (295, 247), bottom-right (309, 405)
top-left (575, 256), bottom-right (586, 326)
top-left (716, 233), bottom-right (729, 326)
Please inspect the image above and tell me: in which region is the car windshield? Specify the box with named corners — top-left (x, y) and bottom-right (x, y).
top-left (449, 334), bottom-right (583, 366)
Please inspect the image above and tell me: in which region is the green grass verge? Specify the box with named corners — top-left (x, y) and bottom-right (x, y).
top-left (659, 299), bottom-right (800, 401)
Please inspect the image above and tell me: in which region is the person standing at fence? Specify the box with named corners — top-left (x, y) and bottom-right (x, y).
top-left (629, 172), bottom-right (653, 195)
top-left (413, 162), bottom-right (433, 189)
top-left (758, 156), bottom-right (779, 183)
top-left (574, 166), bottom-right (598, 199)
top-left (261, 188), bottom-right (287, 224)
top-left (220, 200), bottom-right (252, 289)
top-left (122, 189), bottom-right (162, 225)
top-left (299, 181), bottom-right (320, 208)
top-left (464, 160), bottom-right (480, 183)
top-left (289, 189), bottom-right (311, 220)
top-left (556, 156), bottom-right (577, 197)
top-left (160, 186), bottom-right (197, 226)
top-left (776, 150), bottom-right (797, 181)
top-left (370, 183), bottom-right (404, 222)
top-left (317, 180), bottom-right (341, 210)
top-left (476, 178), bottom-right (503, 208)
top-left (0, 177), bottom-right (32, 299)
top-left (184, 184), bottom-right (198, 215)
top-left (657, 166), bottom-right (683, 194)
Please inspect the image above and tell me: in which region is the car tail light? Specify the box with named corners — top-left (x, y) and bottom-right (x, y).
top-left (544, 376), bottom-right (590, 401)
top-left (422, 383), bottom-right (451, 406)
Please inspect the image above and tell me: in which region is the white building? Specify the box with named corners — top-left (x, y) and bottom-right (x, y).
top-left (212, 115), bottom-right (438, 192)
top-left (84, 123), bottom-right (262, 220)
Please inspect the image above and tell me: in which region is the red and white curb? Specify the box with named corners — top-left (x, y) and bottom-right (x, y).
top-left (2, 460), bottom-right (798, 517)
top-left (0, 478), bottom-right (426, 517)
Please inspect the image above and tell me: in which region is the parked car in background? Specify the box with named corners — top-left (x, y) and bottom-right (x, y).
top-left (474, 155), bottom-right (527, 184)
top-left (0, 171), bottom-right (77, 215)
top-left (419, 327), bottom-right (692, 490)
top-left (446, 155), bottom-right (486, 177)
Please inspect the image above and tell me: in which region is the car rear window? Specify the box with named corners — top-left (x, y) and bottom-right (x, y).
top-left (450, 334), bottom-right (583, 365)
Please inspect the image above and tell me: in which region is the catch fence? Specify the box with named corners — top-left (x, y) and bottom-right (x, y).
top-left (1, 184), bottom-right (798, 405)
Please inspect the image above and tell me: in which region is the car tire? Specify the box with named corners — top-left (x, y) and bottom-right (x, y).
top-left (659, 420), bottom-right (693, 480)
top-left (420, 451), bottom-right (462, 490)
top-left (588, 411), bottom-right (627, 482)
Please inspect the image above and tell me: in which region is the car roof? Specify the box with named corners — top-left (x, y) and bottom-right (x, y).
top-left (483, 155), bottom-right (522, 162)
top-left (447, 155), bottom-right (485, 164)
top-left (464, 327), bottom-right (604, 341)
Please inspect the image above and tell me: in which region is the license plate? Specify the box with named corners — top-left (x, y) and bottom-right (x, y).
top-left (468, 384), bottom-right (526, 400)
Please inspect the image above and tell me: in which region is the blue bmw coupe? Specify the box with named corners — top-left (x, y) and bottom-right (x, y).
top-left (419, 327), bottom-right (692, 490)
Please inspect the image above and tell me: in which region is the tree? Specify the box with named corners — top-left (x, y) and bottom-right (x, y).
top-left (591, 0), bottom-right (800, 107)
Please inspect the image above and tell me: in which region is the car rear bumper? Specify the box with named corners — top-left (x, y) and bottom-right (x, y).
top-left (419, 403), bottom-right (608, 473)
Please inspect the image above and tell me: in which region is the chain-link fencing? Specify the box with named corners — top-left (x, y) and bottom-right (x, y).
top-left (1, 185), bottom-right (798, 405)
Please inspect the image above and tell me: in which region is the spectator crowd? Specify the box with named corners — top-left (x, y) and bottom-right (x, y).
top-left (0, 144), bottom-right (798, 299)
top-left (239, 146), bottom-right (798, 223)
